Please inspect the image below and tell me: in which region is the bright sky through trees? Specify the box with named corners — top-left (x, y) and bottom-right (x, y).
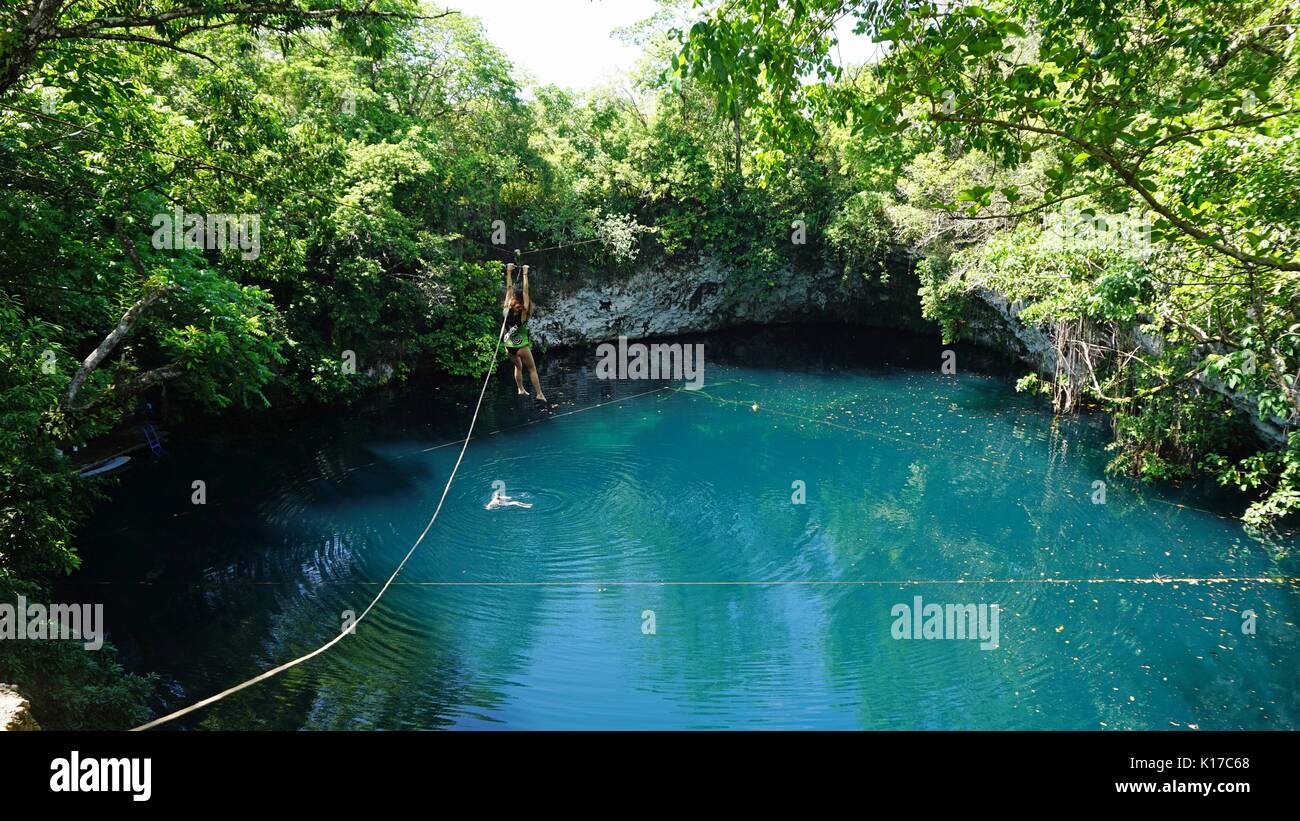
top-left (452, 0), bottom-right (881, 89)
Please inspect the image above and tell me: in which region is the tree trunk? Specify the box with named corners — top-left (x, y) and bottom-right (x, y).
top-left (0, 1), bottom-right (66, 97)
top-left (732, 109), bottom-right (742, 179)
top-left (61, 285), bottom-right (176, 409)
top-left (73, 363), bottom-right (185, 413)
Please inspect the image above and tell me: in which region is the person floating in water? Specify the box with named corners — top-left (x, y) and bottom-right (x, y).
top-left (503, 262), bottom-right (556, 408)
top-left (485, 489), bottom-right (532, 510)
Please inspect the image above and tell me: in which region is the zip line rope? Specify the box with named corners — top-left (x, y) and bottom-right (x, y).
top-left (114, 379), bottom-right (1288, 593)
top-left (245, 577), bottom-right (1299, 587)
top-left (678, 383), bottom-right (1267, 523)
top-left (118, 362), bottom-right (1296, 727)
top-left (298, 382), bottom-right (746, 486)
top-left (131, 310), bottom-right (510, 731)
top-left (28, 100), bottom-right (1287, 715)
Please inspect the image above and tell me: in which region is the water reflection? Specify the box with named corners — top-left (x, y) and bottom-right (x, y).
top-left (70, 326), bottom-right (1299, 729)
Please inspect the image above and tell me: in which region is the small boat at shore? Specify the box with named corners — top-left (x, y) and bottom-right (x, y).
top-left (78, 455), bottom-right (131, 478)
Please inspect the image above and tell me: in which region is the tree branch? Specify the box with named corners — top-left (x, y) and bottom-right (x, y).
top-left (951, 185), bottom-right (1120, 221)
top-left (934, 112), bottom-right (1300, 272)
top-left (54, 4), bottom-right (455, 38)
top-left (71, 364), bottom-right (185, 414)
top-left (61, 214), bottom-right (178, 410)
top-left (71, 32), bottom-right (219, 65)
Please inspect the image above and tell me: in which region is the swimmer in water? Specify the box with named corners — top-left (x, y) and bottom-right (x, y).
top-left (485, 489), bottom-right (533, 510)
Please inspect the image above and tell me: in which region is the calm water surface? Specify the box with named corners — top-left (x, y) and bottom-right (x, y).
top-left (72, 326), bottom-right (1300, 729)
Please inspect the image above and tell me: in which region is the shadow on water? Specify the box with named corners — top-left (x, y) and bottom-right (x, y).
top-left (67, 324), bottom-right (1299, 729)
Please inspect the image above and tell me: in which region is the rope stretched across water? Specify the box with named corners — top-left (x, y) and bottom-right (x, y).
top-left (133, 313), bottom-right (510, 731)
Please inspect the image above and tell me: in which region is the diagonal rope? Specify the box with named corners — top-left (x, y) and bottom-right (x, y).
top-left (248, 577), bottom-right (1300, 587)
top-left (132, 311), bottom-right (510, 731)
top-left (297, 381), bottom-right (746, 486)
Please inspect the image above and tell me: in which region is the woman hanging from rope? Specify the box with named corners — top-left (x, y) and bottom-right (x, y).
top-left (504, 262), bottom-right (555, 408)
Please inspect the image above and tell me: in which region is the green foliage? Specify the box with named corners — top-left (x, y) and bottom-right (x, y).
top-left (916, 255), bottom-right (969, 343)
top-left (1206, 433), bottom-right (1300, 529)
top-left (0, 297), bottom-right (93, 579)
top-left (0, 577), bottom-right (155, 730)
top-left (952, 220), bottom-right (1151, 324)
top-left (5, 0), bottom-right (1299, 726)
top-left (681, 0), bottom-right (1300, 528)
top-left (1, 7), bottom-right (868, 730)
top-left (825, 191), bottom-right (895, 280)
top-left (1108, 390), bottom-right (1251, 483)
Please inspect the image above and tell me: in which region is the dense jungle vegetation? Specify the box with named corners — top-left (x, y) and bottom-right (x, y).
top-left (1, 0), bottom-right (1297, 727)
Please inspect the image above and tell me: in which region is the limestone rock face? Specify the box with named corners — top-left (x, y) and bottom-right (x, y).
top-left (528, 255), bottom-right (929, 347)
top-left (965, 288), bottom-right (1057, 372)
top-left (0, 684), bottom-right (40, 731)
top-left (525, 253), bottom-right (1285, 445)
top-left (964, 287), bottom-right (1287, 445)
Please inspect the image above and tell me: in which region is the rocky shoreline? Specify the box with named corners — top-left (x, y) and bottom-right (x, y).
top-left (0, 684), bottom-right (39, 731)
top-left (530, 254), bottom-right (1284, 446)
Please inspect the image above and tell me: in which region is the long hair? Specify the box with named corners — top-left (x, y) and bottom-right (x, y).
top-left (506, 290), bottom-right (526, 318)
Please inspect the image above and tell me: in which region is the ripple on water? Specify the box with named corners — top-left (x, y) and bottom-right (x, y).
top-left (72, 336), bottom-right (1300, 729)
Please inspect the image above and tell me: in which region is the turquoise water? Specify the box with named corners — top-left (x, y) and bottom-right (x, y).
top-left (73, 327), bottom-right (1299, 729)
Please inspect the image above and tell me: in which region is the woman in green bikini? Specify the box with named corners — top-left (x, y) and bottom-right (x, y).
top-left (503, 262), bottom-right (550, 405)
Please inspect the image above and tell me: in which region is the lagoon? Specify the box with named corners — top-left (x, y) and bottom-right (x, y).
top-left (71, 326), bottom-right (1300, 729)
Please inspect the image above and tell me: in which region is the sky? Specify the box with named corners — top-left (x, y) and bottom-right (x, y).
top-left (448, 0), bottom-right (882, 90)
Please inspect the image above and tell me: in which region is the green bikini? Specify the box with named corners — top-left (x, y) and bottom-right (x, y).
top-left (505, 307), bottom-right (530, 350)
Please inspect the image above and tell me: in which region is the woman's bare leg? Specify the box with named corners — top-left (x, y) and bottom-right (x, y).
top-left (520, 348), bottom-right (547, 402)
top-left (509, 351), bottom-right (528, 395)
